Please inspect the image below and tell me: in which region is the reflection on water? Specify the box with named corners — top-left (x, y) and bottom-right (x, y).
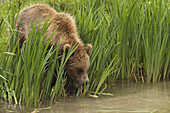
top-left (1, 81), bottom-right (170, 113)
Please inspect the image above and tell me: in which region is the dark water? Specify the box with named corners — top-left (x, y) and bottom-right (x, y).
top-left (1, 81), bottom-right (170, 113)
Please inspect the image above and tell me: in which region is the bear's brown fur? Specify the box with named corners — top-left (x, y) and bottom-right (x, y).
top-left (16, 4), bottom-right (92, 86)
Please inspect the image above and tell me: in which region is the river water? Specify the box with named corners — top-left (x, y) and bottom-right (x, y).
top-left (1, 81), bottom-right (170, 113)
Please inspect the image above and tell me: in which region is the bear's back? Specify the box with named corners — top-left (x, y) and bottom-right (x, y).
top-left (16, 4), bottom-right (56, 38)
top-left (16, 4), bottom-right (83, 47)
top-left (17, 4), bottom-right (56, 24)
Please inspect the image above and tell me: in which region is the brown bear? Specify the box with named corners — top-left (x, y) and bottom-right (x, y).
top-left (16, 4), bottom-right (92, 86)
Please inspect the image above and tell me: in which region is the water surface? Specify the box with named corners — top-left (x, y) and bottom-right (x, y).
top-left (1, 81), bottom-right (170, 113)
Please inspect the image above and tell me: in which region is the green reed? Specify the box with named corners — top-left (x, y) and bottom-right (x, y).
top-left (0, 3), bottom-right (76, 108)
top-left (0, 0), bottom-right (169, 107)
top-left (106, 0), bottom-right (169, 82)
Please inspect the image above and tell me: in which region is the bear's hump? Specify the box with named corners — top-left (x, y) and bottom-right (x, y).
top-left (22, 4), bottom-right (57, 16)
top-left (53, 13), bottom-right (77, 35)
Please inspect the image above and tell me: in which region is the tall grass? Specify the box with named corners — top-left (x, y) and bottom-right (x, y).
top-left (104, 0), bottom-right (169, 82)
top-left (0, 4), bottom-right (76, 108)
top-left (0, 0), bottom-right (169, 107)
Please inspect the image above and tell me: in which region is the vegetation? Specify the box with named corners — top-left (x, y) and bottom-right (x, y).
top-left (0, 0), bottom-right (169, 108)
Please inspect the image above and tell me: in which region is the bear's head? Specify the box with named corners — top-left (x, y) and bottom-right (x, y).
top-left (64, 44), bottom-right (92, 86)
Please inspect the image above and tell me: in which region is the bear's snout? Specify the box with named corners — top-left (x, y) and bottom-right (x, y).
top-left (82, 75), bottom-right (89, 86)
top-left (85, 76), bottom-right (89, 84)
top-left (83, 77), bottom-right (89, 86)
top-left (76, 74), bottom-right (89, 86)
top-left (84, 79), bottom-right (89, 86)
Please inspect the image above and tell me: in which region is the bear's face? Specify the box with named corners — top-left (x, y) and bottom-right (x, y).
top-left (65, 44), bottom-right (92, 86)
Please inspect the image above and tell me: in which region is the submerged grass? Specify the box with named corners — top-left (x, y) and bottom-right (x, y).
top-left (0, 0), bottom-right (169, 107)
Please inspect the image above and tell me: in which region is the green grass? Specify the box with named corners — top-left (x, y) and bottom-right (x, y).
top-left (0, 0), bottom-right (169, 108)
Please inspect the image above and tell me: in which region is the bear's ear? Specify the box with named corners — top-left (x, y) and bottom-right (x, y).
top-left (63, 44), bottom-right (75, 56)
top-left (85, 44), bottom-right (92, 55)
top-left (63, 44), bottom-right (70, 51)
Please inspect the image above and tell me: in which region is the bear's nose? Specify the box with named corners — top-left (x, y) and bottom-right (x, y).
top-left (82, 80), bottom-right (89, 86)
top-left (82, 79), bottom-right (89, 86)
top-left (84, 76), bottom-right (89, 84)
top-left (86, 79), bottom-right (89, 84)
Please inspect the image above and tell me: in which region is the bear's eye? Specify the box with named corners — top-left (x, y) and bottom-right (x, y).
top-left (77, 68), bottom-right (83, 74)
